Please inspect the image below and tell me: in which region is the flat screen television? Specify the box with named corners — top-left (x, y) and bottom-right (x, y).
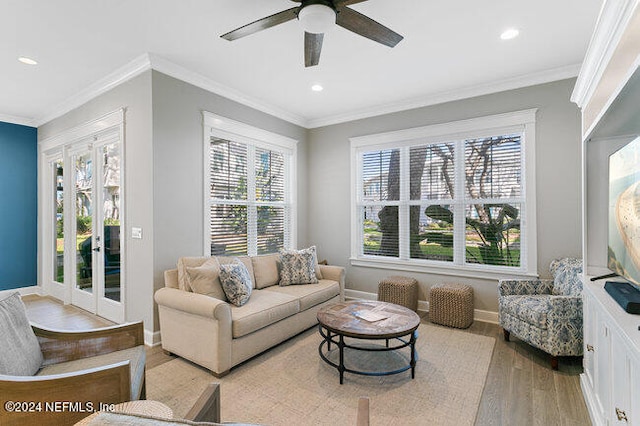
top-left (608, 135), bottom-right (640, 288)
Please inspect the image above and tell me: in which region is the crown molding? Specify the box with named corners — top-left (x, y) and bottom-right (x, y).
top-left (571, 0), bottom-right (639, 107)
top-left (28, 52), bottom-right (583, 131)
top-left (33, 53), bottom-right (151, 127)
top-left (0, 113), bottom-right (35, 127)
top-left (307, 63), bottom-right (581, 128)
top-left (148, 54), bottom-right (308, 128)
top-left (31, 52), bottom-right (309, 129)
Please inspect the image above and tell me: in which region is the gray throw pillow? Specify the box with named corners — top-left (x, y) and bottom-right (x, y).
top-left (0, 292), bottom-right (43, 375)
top-left (219, 259), bottom-right (253, 307)
top-left (279, 246), bottom-right (320, 286)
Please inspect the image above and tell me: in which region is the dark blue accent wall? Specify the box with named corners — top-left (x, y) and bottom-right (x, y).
top-left (0, 121), bottom-right (37, 290)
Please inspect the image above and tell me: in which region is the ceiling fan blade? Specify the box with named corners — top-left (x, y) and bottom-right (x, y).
top-left (336, 7), bottom-right (403, 47)
top-left (221, 7), bottom-right (298, 41)
top-left (333, 0), bottom-right (369, 7)
top-left (304, 32), bottom-right (324, 67)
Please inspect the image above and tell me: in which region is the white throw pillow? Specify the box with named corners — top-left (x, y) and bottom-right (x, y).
top-left (0, 292), bottom-right (43, 376)
top-left (185, 257), bottom-right (227, 301)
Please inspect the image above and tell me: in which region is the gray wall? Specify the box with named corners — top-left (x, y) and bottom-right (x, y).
top-left (308, 78), bottom-right (583, 313)
top-left (150, 71), bottom-right (308, 330)
top-left (38, 71), bottom-right (155, 328)
top-left (38, 70), bottom-right (308, 336)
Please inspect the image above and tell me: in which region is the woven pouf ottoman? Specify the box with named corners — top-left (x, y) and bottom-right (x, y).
top-left (377, 276), bottom-right (419, 312)
top-left (429, 283), bottom-right (474, 328)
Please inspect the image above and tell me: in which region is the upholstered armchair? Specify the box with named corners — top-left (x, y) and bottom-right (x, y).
top-left (498, 258), bottom-right (583, 369)
top-left (0, 292), bottom-right (146, 425)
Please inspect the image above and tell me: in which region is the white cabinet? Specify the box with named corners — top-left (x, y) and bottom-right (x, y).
top-left (574, 1), bottom-right (640, 424)
top-left (582, 280), bottom-right (640, 425)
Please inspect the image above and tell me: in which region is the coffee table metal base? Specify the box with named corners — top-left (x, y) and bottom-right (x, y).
top-left (318, 324), bottom-right (418, 384)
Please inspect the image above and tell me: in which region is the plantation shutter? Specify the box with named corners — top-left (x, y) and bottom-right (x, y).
top-left (209, 137), bottom-right (291, 256)
top-left (463, 134), bottom-right (523, 267)
top-left (209, 139), bottom-right (248, 255)
top-left (360, 149), bottom-right (400, 257)
top-left (255, 148), bottom-right (287, 255)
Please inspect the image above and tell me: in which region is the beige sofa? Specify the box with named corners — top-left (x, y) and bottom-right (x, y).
top-left (154, 253), bottom-right (345, 376)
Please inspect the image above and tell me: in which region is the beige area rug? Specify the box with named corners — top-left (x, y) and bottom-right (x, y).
top-left (147, 324), bottom-right (495, 426)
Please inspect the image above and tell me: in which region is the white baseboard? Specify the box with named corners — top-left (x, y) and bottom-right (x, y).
top-left (1, 286), bottom-right (42, 299)
top-left (344, 288), bottom-right (498, 324)
top-left (144, 329), bottom-right (162, 347)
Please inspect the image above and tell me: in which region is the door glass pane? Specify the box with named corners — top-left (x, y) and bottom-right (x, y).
top-left (103, 143), bottom-right (121, 301)
top-left (54, 160), bottom-right (64, 283)
top-left (75, 152), bottom-right (93, 292)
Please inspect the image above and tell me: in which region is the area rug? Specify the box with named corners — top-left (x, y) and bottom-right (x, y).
top-left (147, 323), bottom-right (495, 426)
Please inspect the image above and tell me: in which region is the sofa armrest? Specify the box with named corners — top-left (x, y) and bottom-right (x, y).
top-left (498, 279), bottom-right (553, 296)
top-left (154, 288), bottom-right (230, 321)
top-left (547, 295), bottom-right (584, 355)
top-left (320, 265), bottom-right (346, 298)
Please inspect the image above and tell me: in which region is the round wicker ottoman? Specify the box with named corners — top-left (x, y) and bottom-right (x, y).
top-left (377, 276), bottom-right (419, 312)
top-left (429, 283), bottom-right (474, 328)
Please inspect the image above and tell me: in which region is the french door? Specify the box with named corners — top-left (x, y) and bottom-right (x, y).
top-left (44, 128), bottom-right (124, 323)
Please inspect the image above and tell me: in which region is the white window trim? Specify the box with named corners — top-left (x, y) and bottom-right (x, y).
top-left (349, 109), bottom-right (538, 279)
top-left (202, 112), bottom-right (298, 256)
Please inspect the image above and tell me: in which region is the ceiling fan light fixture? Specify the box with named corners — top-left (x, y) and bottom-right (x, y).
top-left (298, 4), bottom-right (336, 34)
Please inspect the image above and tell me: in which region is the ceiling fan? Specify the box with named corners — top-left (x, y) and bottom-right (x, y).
top-left (220, 0), bottom-right (403, 67)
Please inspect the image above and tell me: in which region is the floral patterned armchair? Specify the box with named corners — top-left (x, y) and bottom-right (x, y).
top-left (498, 258), bottom-right (583, 369)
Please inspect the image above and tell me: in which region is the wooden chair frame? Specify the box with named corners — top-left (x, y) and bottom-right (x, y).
top-left (0, 321), bottom-right (145, 426)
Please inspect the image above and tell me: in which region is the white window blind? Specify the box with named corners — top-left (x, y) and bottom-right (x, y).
top-left (208, 137), bottom-right (292, 256)
top-left (351, 109), bottom-right (537, 277)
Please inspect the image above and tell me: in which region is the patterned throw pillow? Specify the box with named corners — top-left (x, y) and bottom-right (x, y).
top-left (279, 246), bottom-right (320, 286)
top-left (219, 259), bottom-right (253, 307)
top-left (550, 257), bottom-right (583, 296)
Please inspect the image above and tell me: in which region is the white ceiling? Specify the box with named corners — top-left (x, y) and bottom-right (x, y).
top-left (1, 0), bottom-right (603, 128)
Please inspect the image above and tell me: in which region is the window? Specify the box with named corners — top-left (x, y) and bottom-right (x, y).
top-left (351, 109), bottom-right (537, 278)
top-left (204, 113), bottom-right (297, 256)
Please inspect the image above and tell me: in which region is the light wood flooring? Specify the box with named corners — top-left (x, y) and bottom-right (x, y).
top-left (22, 295), bottom-right (590, 425)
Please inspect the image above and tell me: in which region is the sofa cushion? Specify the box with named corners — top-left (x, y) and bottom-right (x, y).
top-left (500, 295), bottom-right (550, 329)
top-left (279, 247), bottom-right (320, 286)
top-left (0, 292), bottom-right (43, 376)
top-left (219, 260), bottom-right (253, 307)
top-left (184, 257), bottom-right (227, 301)
top-left (264, 280), bottom-right (340, 311)
top-left (37, 345), bottom-right (146, 400)
top-left (230, 291), bottom-right (299, 338)
top-left (550, 258), bottom-right (583, 296)
top-left (251, 253), bottom-right (280, 289)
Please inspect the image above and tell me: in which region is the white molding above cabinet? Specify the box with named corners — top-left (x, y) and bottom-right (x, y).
top-left (571, 0), bottom-right (640, 139)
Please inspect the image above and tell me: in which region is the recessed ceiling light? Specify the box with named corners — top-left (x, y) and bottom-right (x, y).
top-left (500, 28), bottom-right (520, 40)
top-left (18, 56), bottom-right (38, 65)
top-left (311, 84), bottom-right (323, 92)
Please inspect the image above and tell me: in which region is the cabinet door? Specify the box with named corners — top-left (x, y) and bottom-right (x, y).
top-left (610, 328), bottom-right (630, 424)
top-left (631, 354), bottom-right (640, 426)
top-left (595, 319), bottom-right (611, 421)
top-left (583, 291), bottom-right (596, 389)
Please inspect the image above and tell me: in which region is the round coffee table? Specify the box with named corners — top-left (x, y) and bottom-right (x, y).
top-left (317, 300), bottom-right (421, 384)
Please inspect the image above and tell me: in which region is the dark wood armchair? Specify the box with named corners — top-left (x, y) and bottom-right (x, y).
top-left (0, 321), bottom-right (145, 426)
